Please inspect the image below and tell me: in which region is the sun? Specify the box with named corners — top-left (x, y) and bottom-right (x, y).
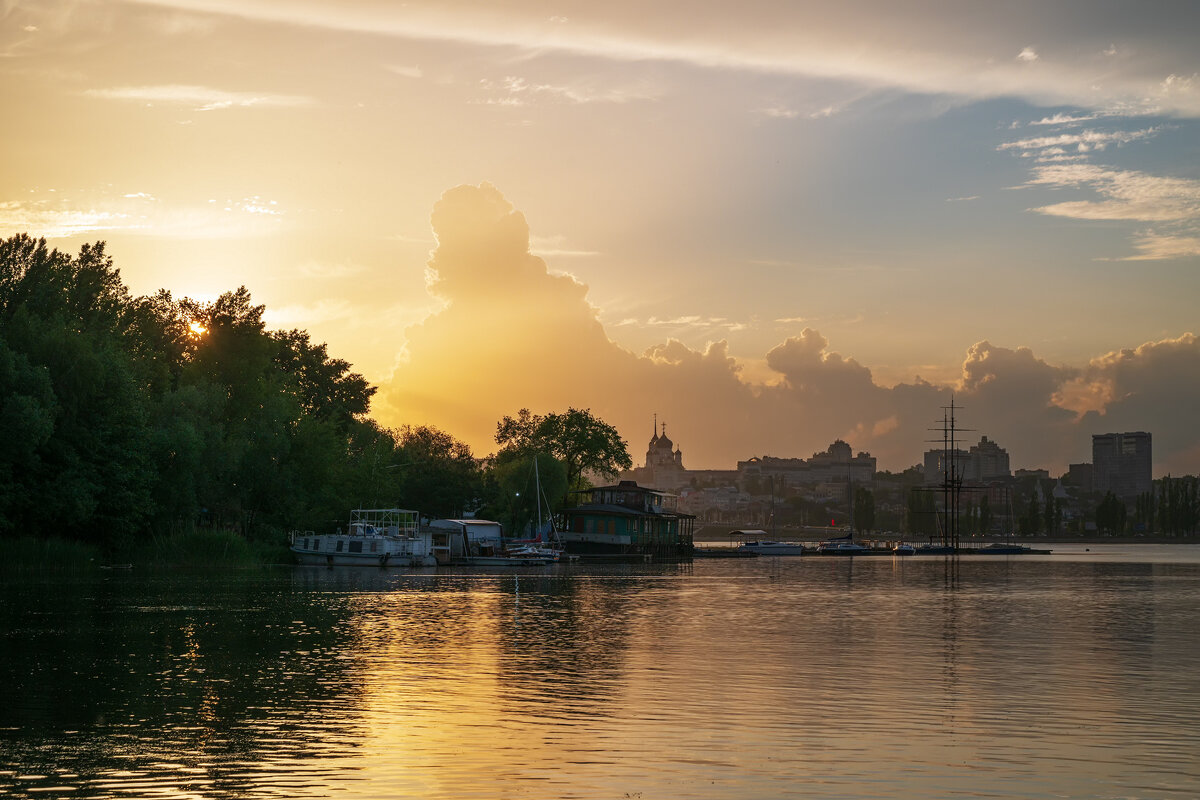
top-left (188, 321), bottom-right (207, 337)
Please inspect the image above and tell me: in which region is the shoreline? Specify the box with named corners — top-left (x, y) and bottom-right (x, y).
top-left (692, 524), bottom-right (1199, 545)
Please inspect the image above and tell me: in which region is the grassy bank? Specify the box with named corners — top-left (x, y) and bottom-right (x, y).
top-left (0, 536), bottom-right (104, 573)
top-left (0, 529), bottom-right (294, 572)
top-left (138, 529), bottom-right (293, 568)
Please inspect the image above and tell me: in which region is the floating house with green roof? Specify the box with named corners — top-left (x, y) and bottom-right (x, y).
top-left (559, 480), bottom-right (695, 560)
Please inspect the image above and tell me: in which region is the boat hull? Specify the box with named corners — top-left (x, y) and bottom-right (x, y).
top-left (291, 548), bottom-right (437, 567)
top-left (740, 543), bottom-right (808, 556)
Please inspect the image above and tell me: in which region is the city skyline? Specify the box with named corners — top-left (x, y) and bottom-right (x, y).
top-left (2, 1), bottom-right (1198, 474)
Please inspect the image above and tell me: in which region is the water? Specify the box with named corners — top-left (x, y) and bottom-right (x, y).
top-left (3, 545), bottom-right (1199, 799)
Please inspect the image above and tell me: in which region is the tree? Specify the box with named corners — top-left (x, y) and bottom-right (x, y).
top-left (1020, 494), bottom-right (1041, 536)
top-left (978, 494), bottom-right (992, 535)
top-left (853, 487), bottom-right (875, 534)
top-left (482, 452), bottom-right (569, 536)
top-left (905, 488), bottom-right (936, 538)
top-left (1043, 492), bottom-right (1057, 537)
top-left (395, 425), bottom-right (482, 519)
top-left (1096, 492), bottom-right (1127, 535)
top-left (495, 407), bottom-right (632, 492)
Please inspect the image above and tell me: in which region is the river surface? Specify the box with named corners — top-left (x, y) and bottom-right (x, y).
top-left (3, 545), bottom-right (1199, 799)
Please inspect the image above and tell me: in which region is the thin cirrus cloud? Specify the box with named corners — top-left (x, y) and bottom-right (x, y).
top-left (1019, 163), bottom-right (1200, 259)
top-left (998, 127), bottom-right (1161, 156)
top-left (85, 84), bottom-right (314, 111)
top-left (0, 193), bottom-right (288, 239)
top-left (123, 0), bottom-right (1200, 116)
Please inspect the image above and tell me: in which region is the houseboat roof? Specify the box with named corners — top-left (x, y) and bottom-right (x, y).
top-left (571, 480), bottom-right (676, 497)
top-left (566, 503), bottom-right (693, 519)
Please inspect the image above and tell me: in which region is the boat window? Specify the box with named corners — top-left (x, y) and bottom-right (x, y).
top-left (349, 541), bottom-right (363, 553)
top-left (370, 541), bottom-right (378, 553)
top-left (302, 538), bottom-right (308, 549)
top-left (336, 540), bottom-right (344, 552)
top-left (313, 539), bottom-right (320, 551)
top-left (585, 517), bottom-right (595, 534)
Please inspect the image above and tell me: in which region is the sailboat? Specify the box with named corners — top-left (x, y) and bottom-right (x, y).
top-left (501, 455), bottom-right (570, 561)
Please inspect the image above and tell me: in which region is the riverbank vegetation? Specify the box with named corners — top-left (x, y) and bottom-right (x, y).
top-left (0, 235), bottom-right (630, 560)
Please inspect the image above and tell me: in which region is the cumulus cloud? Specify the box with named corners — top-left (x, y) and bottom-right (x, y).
top-left (1065, 335), bottom-right (1200, 472)
top-left (376, 184), bottom-right (1199, 474)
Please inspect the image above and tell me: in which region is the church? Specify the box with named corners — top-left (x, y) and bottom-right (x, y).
top-left (623, 418), bottom-right (688, 491)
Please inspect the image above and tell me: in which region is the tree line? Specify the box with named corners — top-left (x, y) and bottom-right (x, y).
top-left (0, 236), bottom-right (630, 550)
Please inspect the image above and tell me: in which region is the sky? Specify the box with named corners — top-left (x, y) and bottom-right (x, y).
top-left (2, 0), bottom-right (1198, 476)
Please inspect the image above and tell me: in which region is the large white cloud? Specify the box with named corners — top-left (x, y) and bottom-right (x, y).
top-left (378, 183), bottom-right (1198, 475)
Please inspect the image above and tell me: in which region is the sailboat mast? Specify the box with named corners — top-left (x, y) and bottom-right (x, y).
top-left (534, 455), bottom-right (544, 532)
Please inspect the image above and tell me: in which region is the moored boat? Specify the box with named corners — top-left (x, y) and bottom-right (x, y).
top-left (729, 529), bottom-right (808, 556)
top-left (290, 508), bottom-right (437, 567)
top-left (817, 540), bottom-right (871, 555)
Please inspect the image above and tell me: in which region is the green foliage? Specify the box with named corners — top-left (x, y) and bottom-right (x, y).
top-left (481, 452), bottom-right (569, 536)
top-left (495, 407), bottom-right (632, 492)
top-left (905, 487), bottom-right (937, 537)
top-left (1019, 494), bottom-right (1041, 536)
top-left (0, 235), bottom-right (382, 550)
top-left (0, 536), bottom-right (101, 573)
top-left (853, 487), bottom-right (875, 534)
top-left (978, 494), bottom-right (992, 534)
top-left (1096, 491), bottom-right (1127, 535)
top-left (393, 425), bottom-right (482, 518)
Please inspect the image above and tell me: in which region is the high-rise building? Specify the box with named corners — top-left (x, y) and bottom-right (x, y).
top-left (1092, 432), bottom-right (1152, 500)
top-left (923, 436), bottom-right (1010, 484)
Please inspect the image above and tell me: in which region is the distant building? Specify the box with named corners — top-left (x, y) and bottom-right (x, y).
top-left (627, 420), bottom-right (686, 490)
top-left (1064, 463), bottom-right (1094, 491)
top-left (738, 440), bottom-right (876, 491)
top-left (621, 421), bottom-right (739, 493)
top-left (969, 436), bottom-right (1011, 481)
top-left (1093, 432), bottom-right (1152, 500)
top-left (923, 435), bottom-right (1011, 484)
top-left (924, 448), bottom-right (970, 484)
top-left (1014, 468), bottom-right (1050, 480)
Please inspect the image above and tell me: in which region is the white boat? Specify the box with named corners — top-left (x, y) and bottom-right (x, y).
top-left (741, 540), bottom-right (809, 556)
top-left (817, 540), bottom-right (871, 555)
top-left (461, 552), bottom-right (557, 567)
top-left (892, 543), bottom-right (917, 556)
top-left (290, 508), bottom-right (437, 567)
top-left (729, 529), bottom-right (808, 555)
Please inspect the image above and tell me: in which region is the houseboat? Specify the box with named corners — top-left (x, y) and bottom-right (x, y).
top-left (559, 480), bottom-right (695, 560)
top-left (290, 508), bottom-right (437, 567)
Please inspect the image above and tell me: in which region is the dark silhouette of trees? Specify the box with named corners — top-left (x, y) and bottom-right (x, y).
top-left (853, 487), bottom-right (875, 534)
top-left (495, 407), bottom-right (632, 492)
top-left (0, 236), bottom-right (393, 547)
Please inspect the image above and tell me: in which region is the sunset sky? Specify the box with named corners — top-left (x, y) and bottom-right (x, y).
top-left (3, 1), bottom-right (1198, 475)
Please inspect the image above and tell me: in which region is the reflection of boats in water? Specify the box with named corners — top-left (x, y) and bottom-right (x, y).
top-left (974, 542), bottom-right (1051, 555)
top-left (290, 509), bottom-right (437, 567)
top-left (730, 530), bottom-right (808, 556)
top-left (693, 546), bottom-right (760, 558)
